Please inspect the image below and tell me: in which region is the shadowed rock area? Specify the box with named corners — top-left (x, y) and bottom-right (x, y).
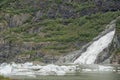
top-left (0, 0), bottom-right (120, 64)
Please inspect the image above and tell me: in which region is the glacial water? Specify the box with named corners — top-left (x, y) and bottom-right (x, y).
top-left (9, 72), bottom-right (120, 80)
top-left (0, 22), bottom-right (119, 80)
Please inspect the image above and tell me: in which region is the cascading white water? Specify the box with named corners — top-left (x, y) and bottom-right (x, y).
top-left (74, 29), bottom-right (115, 64)
top-left (0, 27), bottom-right (116, 77)
top-left (0, 62), bottom-right (77, 77)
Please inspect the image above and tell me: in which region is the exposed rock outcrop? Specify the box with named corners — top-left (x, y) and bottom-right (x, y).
top-left (4, 13), bottom-right (31, 27)
top-left (57, 19), bottom-right (120, 64)
top-left (0, 0), bottom-right (120, 64)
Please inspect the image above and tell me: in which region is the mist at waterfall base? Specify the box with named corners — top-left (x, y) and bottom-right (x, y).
top-left (0, 29), bottom-right (119, 79)
top-left (0, 63), bottom-right (119, 80)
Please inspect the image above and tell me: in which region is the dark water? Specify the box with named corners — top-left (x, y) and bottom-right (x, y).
top-left (10, 72), bottom-right (120, 80)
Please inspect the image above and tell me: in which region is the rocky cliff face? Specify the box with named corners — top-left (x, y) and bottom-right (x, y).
top-left (0, 0), bottom-right (120, 64)
top-left (57, 19), bottom-right (120, 64)
top-left (95, 19), bottom-right (119, 64)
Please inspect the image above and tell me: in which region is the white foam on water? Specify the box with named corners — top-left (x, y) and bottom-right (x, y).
top-left (0, 29), bottom-right (116, 77)
top-left (0, 62), bottom-right (115, 77)
top-left (82, 65), bottom-right (114, 72)
top-left (98, 65), bottom-right (113, 71)
top-left (0, 64), bottom-right (13, 76)
top-left (74, 30), bottom-right (115, 64)
top-left (0, 63), bottom-right (77, 77)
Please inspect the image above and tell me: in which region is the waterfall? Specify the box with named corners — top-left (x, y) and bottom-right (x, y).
top-left (0, 28), bottom-right (116, 77)
top-left (0, 20), bottom-right (117, 77)
top-left (74, 29), bottom-right (115, 64)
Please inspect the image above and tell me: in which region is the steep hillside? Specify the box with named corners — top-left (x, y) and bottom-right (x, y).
top-left (0, 0), bottom-right (120, 63)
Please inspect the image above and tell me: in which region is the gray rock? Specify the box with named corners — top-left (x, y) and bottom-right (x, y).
top-left (57, 19), bottom-right (119, 64)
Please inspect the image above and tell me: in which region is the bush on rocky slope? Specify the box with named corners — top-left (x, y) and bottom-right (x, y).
top-left (0, 0), bottom-right (120, 63)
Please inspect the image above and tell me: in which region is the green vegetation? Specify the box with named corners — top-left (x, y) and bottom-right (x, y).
top-left (0, 0), bottom-right (97, 15)
top-left (0, 76), bottom-right (12, 80)
top-left (115, 48), bottom-right (120, 55)
top-left (66, 1), bottom-right (95, 12)
top-left (116, 17), bottom-right (120, 55)
top-left (21, 50), bottom-right (36, 55)
top-left (116, 17), bottom-right (120, 35)
top-left (1, 11), bottom-right (120, 55)
top-left (3, 11), bottom-right (120, 42)
top-left (0, 0), bottom-right (120, 56)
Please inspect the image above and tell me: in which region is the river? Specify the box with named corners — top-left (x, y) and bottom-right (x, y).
top-left (10, 72), bottom-right (120, 80)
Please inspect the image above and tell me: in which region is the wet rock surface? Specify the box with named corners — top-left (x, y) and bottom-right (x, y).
top-left (0, 0), bottom-right (120, 64)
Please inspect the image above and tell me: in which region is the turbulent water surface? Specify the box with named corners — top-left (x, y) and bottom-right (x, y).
top-left (0, 22), bottom-right (118, 80)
